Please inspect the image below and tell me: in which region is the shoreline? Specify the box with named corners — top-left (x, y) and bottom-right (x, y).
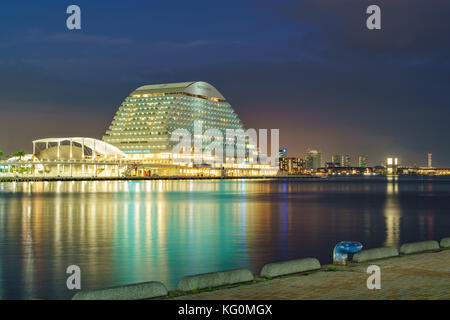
top-left (0, 175), bottom-right (322, 183)
top-left (0, 174), bottom-right (448, 183)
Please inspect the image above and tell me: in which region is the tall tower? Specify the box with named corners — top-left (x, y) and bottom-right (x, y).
top-left (306, 150), bottom-right (322, 170)
top-left (358, 155), bottom-right (368, 168)
top-left (331, 155), bottom-right (342, 167)
top-left (428, 153), bottom-right (432, 168)
top-left (343, 155), bottom-right (351, 167)
top-left (387, 157), bottom-right (398, 175)
top-left (279, 148), bottom-right (287, 159)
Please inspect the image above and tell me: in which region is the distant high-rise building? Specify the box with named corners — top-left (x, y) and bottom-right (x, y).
top-left (294, 158), bottom-right (306, 172)
top-left (358, 156), bottom-right (368, 168)
top-left (279, 148), bottom-right (287, 159)
top-left (306, 150), bottom-right (322, 170)
top-left (331, 154), bottom-right (351, 167)
top-left (343, 155), bottom-right (351, 167)
top-left (279, 157), bottom-right (305, 174)
top-left (428, 153), bottom-right (432, 168)
top-left (387, 157), bottom-right (398, 175)
top-left (331, 155), bottom-right (343, 167)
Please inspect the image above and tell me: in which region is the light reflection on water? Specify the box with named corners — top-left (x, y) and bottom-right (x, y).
top-left (0, 177), bottom-right (449, 299)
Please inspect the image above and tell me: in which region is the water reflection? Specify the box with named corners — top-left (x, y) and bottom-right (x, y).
top-left (384, 177), bottom-right (401, 247)
top-left (0, 178), bottom-right (449, 299)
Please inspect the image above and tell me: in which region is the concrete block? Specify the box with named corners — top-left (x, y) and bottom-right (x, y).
top-left (440, 237), bottom-right (450, 248)
top-left (72, 281), bottom-right (168, 300)
top-left (353, 247), bottom-right (399, 262)
top-left (399, 240), bottom-right (440, 255)
top-left (260, 258), bottom-right (320, 278)
top-left (177, 269), bottom-right (254, 292)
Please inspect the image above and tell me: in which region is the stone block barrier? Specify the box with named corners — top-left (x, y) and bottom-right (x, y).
top-left (72, 281), bottom-right (168, 300)
top-left (399, 240), bottom-right (440, 255)
top-left (260, 258), bottom-right (321, 278)
top-left (352, 246), bottom-right (399, 262)
top-left (177, 269), bottom-right (254, 292)
top-left (440, 237), bottom-right (450, 248)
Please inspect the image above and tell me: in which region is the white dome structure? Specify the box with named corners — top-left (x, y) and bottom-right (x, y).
top-left (33, 137), bottom-right (126, 161)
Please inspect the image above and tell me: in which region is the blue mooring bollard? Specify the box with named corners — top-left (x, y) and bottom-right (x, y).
top-left (333, 241), bottom-right (363, 265)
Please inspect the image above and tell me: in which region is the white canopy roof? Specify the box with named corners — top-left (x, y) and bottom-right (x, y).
top-left (33, 137), bottom-right (126, 157)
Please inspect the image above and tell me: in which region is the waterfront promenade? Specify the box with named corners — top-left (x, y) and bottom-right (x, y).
top-left (171, 250), bottom-right (450, 300)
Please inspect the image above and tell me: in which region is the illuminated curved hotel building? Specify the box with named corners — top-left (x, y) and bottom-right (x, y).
top-left (3, 82), bottom-right (276, 178)
top-left (101, 81), bottom-right (276, 177)
top-left (103, 82), bottom-right (240, 154)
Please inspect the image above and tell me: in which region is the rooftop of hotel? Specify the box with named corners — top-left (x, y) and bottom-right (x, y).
top-left (132, 81), bottom-right (226, 101)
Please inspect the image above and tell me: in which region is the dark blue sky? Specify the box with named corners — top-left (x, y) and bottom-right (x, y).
top-left (1, 0), bottom-right (449, 166)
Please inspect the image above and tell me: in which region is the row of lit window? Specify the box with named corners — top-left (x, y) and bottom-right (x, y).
top-left (112, 126), bottom-right (164, 131)
top-left (108, 131), bottom-right (167, 136)
top-left (107, 136), bottom-right (166, 141)
top-left (119, 107), bottom-right (169, 113)
top-left (122, 145), bottom-right (167, 149)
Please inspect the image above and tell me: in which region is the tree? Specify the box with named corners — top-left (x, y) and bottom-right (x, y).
top-left (13, 151), bottom-right (26, 161)
top-left (0, 151), bottom-right (10, 161)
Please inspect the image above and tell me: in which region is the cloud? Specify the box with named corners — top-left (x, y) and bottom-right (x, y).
top-left (41, 33), bottom-right (132, 45)
top-left (153, 40), bottom-right (216, 49)
top-left (0, 30), bottom-right (132, 49)
top-left (276, 0), bottom-right (450, 56)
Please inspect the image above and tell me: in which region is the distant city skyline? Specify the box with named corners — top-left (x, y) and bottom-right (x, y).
top-left (279, 148), bottom-right (438, 168)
